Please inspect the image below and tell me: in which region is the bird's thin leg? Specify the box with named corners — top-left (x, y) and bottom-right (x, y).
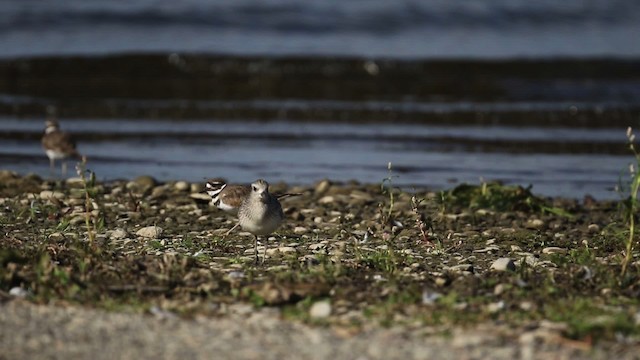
top-left (49, 158), bottom-right (55, 177)
top-left (223, 223), bottom-right (240, 239)
top-left (61, 161), bottom-right (67, 177)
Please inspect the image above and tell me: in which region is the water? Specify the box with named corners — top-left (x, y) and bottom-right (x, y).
top-left (1, 0), bottom-right (639, 59)
top-left (0, 2), bottom-right (638, 199)
top-left (0, 117), bottom-right (632, 199)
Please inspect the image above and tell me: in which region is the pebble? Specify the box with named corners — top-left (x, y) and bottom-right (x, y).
top-left (293, 226), bottom-right (308, 234)
top-left (39, 190), bottom-right (65, 200)
top-left (487, 301), bottom-right (505, 313)
top-left (174, 181), bottom-right (189, 191)
top-left (587, 224), bottom-right (600, 233)
top-left (308, 243), bottom-right (326, 251)
top-left (421, 290), bottom-right (442, 305)
top-left (446, 264), bottom-right (474, 274)
top-left (136, 226), bottom-right (164, 239)
top-left (9, 287), bottom-right (28, 298)
top-left (314, 179), bottom-right (331, 195)
top-left (266, 247), bottom-right (297, 255)
top-left (48, 232), bottom-right (65, 241)
top-left (190, 183), bottom-right (202, 193)
top-left (474, 245), bottom-right (500, 253)
top-left (491, 258), bottom-right (516, 272)
top-left (542, 247), bottom-right (566, 254)
top-left (318, 196), bottom-right (334, 204)
top-left (309, 301), bottom-right (332, 319)
top-left (190, 193), bottom-right (212, 201)
top-left (109, 228), bottom-right (128, 240)
top-left (526, 219), bottom-right (544, 229)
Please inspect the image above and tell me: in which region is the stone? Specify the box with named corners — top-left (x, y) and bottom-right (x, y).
top-left (487, 301), bottom-right (505, 313)
top-left (9, 287), bottom-right (28, 298)
top-left (309, 300), bottom-right (332, 318)
top-left (293, 226), bottom-right (308, 234)
top-left (109, 228), bottom-right (128, 240)
top-left (587, 224), bottom-right (600, 233)
top-left (190, 193), bottom-right (212, 201)
top-left (318, 196), bottom-right (334, 204)
top-left (446, 264), bottom-right (474, 274)
top-left (474, 245), bottom-right (500, 253)
top-left (174, 181), bottom-right (190, 191)
top-left (39, 190), bottom-right (65, 200)
top-left (136, 226), bottom-right (164, 239)
top-left (526, 219), bottom-right (544, 229)
top-left (542, 247), bottom-right (566, 254)
top-left (314, 179), bottom-right (331, 195)
top-left (491, 258), bottom-right (516, 271)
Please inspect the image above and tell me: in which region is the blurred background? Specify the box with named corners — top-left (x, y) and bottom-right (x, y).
top-left (1, 0), bottom-right (639, 199)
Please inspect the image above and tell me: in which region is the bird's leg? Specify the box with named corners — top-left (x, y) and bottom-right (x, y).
top-left (61, 161), bottom-right (67, 177)
top-left (223, 223), bottom-right (240, 239)
top-left (49, 158), bottom-right (55, 177)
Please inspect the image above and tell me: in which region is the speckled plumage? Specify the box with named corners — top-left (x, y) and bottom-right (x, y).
top-left (238, 179), bottom-right (284, 264)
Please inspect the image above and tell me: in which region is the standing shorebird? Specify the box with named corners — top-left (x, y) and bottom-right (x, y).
top-left (41, 119), bottom-right (81, 176)
top-left (206, 179), bottom-right (284, 264)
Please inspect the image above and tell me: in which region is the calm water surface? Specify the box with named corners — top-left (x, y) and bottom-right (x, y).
top-left (0, 117), bottom-right (630, 199)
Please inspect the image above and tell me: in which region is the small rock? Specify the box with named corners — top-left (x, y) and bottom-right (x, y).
top-left (542, 247), bottom-right (566, 254)
top-left (434, 277), bottom-right (448, 286)
top-left (309, 301), bottom-right (332, 318)
top-left (39, 190), bottom-right (65, 200)
top-left (308, 243), bottom-right (326, 251)
top-left (190, 193), bottom-right (212, 201)
top-left (318, 196), bottom-right (334, 204)
top-left (422, 290), bottom-right (442, 305)
top-left (587, 224), bottom-right (600, 233)
top-left (487, 301), bottom-right (505, 313)
top-left (446, 264), bottom-right (474, 274)
top-left (127, 175), bottom-right (157, 192)
top-left (174, 181), bottom-right (189, 191)
top-left (136, 226), bottom-right (164, 239)
top-left (474, 245), bottom-right (500, 253)
top-left (265, 246), bottom-right (297, 256)
top-left (48, 232), bottom-right (65, 241)
top-left (350, 190), bottom-right (373, 202)
top-left (190, 183), bottom-right (203, 193)
top-left (526, 219), bottom-right (544, 229)
top-left (9, 287), bottom-right (28, 298)
top-left (293, 226), bottom-right (308, 234)
top-left (494, 284), bottom-right (507, 295)
top-left (491, 258), bottom-right (516, 271)
top-left (314, 179), bottom-right (331, 195)
top-left (109, 228), bottom-right (128, 240)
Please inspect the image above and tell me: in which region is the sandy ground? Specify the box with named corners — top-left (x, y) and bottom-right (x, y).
top-left (1, 300), bottom-right (630, 360)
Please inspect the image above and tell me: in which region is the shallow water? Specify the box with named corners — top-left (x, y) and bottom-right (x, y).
top-left (0, 117), bottom-right (631, 200)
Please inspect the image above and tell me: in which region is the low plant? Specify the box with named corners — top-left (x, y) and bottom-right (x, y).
top-left (620, 127), bottom-right (640, 276)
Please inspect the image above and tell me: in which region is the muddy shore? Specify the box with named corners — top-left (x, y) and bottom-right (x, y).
top-left (0, 169), bottom-right (639, 358)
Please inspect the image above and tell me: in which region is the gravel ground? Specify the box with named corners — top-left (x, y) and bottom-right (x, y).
top-left (1, 300), bottom-right (631, 360)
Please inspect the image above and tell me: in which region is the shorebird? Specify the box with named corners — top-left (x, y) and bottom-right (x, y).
top-left (206, 179), bottom-right (286, 264)
top-left (41, 119), bottom-right (81, 176)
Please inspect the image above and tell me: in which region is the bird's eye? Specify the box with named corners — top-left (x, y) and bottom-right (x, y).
top-left (252, 186), bottom-right (257, 191)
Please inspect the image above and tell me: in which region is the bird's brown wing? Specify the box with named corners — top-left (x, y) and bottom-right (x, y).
top-left (42, 131), bottom-right (80, 157)
top-left (219, 185), bottom-right (251, 208)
